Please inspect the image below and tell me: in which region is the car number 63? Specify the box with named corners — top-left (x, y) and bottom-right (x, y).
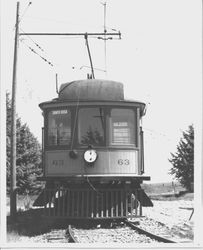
top-left (118, 159), bottom-right (130, 165)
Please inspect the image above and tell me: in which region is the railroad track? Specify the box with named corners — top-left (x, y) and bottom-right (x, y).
top-left (45, 226), bottom-right (80, 243)
top-left (125, 220), bottom-right (176, 243)
top-left (45, 229), bottom-right (69, 243)
top-left (67, 225), bottom-right (79, 243)
top-left (65, 221), bottom-right (177, 243)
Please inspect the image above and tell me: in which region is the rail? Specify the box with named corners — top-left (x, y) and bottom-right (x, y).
top-left (63, 220), bottom-right (178, 243)
top-left (125, 220), bottom-right (176, 243)
top-left (67, 225), bottom-right (79, 243)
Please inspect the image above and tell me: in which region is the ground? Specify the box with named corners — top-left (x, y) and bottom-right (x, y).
top-left (141, 183), bottom-right (194, 242)
top-left (6, 182), bottom-right (194, 243)
top-left (142, 196), bottom-right (194, 241)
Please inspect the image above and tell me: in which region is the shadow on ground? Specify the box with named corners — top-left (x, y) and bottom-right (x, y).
top-left (7, 209), bottom-right (111, 237)
top-left (7, 208), bottom-right (69, 237)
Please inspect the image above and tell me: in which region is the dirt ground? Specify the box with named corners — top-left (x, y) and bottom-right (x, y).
top-left (142, 193), bottom-right (194, 242)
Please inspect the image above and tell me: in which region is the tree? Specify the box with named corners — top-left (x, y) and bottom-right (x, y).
top-left (6, 92), bottom-right (43, 194)
top-left (169, 125), bottom-right (194, 192)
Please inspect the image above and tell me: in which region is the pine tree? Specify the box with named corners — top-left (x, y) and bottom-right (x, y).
top-left (6, 93), bottom-right (43, 194)
top-left (169, 125), bottom-right (194, 192)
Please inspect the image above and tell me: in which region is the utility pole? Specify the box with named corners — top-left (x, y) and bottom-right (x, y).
top-left (10, 1), bottom-right (20, 219)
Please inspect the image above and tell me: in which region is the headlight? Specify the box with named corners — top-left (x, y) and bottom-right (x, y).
top-left (83, 149), bottom-right (98, 164)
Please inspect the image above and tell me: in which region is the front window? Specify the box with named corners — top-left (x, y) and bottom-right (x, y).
top-left (47, 109), bottom-right (71, 146)
top-left (110, 108), bottom-right (136, 146)
top-left (78, 107), bottom-right (105, 146)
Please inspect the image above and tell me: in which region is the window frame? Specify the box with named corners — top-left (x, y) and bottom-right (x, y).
top-left (44, 105), bottom-right (138, 150)
top-left (108, 107), bottom-right (138, 148)
top-left (44, 107), bottom-right (73, 150)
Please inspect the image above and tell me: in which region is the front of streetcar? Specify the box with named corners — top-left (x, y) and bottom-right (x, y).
top-left (33, 79), bottom-right (152, 219)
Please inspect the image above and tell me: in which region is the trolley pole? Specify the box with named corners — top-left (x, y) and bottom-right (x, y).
top-left (19, 32), bottom-right (121, 79)
top-left (10, 1), bottom-right (20, 219)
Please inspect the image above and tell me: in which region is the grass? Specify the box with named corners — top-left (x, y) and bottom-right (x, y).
top-left (141, 181), bottom-right (186, 194)
top-left (7, 209), bottom-right (51, 236)
top-left (7, 194), bottom-right (38, 210)
top-left (141, 182), bottom-right (193, 201)
top-left (7, 194), bottom-right (57, 241)
top-left (7, 208), bottom-right (70, 242)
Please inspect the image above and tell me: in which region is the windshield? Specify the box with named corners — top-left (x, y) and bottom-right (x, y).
top-left (78, 107), bottom-right (105, 146)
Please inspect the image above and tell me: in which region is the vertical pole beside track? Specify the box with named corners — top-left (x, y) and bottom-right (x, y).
top-left (10, 1), bottom-right (20, 220)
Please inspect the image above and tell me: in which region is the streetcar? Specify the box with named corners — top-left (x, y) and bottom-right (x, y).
top-left (33, 79), bottom-right (153, 219)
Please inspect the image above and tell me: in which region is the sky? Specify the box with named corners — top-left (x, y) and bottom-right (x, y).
top-left (1, 0), bottom-right (202, 183)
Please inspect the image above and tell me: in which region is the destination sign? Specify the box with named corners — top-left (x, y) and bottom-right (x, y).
top-left (52, 110), bottom-right (68, 115)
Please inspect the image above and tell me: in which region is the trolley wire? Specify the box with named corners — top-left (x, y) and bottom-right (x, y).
top-left (19, 38), bottom-right (54, 67)
top-left (18, 2), bottom-right (32, 24)
top-left (13, 1), bottom-right (32, 30)
top-left (23, 15), bottom-right (114, 31)
top-left (20, 28), bottom-right (44, 52)
top-left (143, 127), bottom-right (173, 142)
top-left (19, 27), bottom-right (58, 69)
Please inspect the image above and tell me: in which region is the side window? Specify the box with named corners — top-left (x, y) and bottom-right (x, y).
top-left (47, 109), bottom-right (71, 146)
top-left (78, 107), bottom-right (105, 146)
top-left (110, 108), bottom-right (136, 146)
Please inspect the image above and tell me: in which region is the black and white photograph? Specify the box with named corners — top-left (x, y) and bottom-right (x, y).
top-left (0, 0), bottom-right (202, 248)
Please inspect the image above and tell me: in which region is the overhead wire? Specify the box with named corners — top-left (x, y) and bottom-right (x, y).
top-left (13, 1), bottom-right (32, 30)
top-left (20, 28), bottom-right (44, 52)
top-left (19, 27), bottom-right (61, 71)
top-left (23, 15), bottom-right (107, 31)
top-left (18, 2), bottom-right (32, 24)
top-left (143, 127), bottom-right (173, 142)
top-left (19, 38), bottom-right (54, 67)
top-left (17, 2), bottom-right (120, 89)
